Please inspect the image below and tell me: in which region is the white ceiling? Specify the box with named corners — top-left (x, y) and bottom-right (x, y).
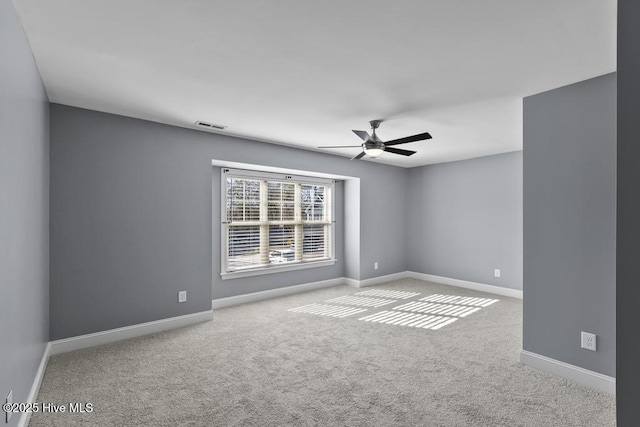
top-left (13, 0), bottom-right (616, 167)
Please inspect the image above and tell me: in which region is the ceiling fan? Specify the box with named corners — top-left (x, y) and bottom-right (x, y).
top-left (319, 120), bottom-right (432, 160)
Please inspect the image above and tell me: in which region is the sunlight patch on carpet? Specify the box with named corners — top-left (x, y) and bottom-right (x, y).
top-left (325, 295), bottom-right (396, 307)
top-left (287, 303), bottom-right (368, 318)
top-left (355, 289), bottom-right (420, 299)
top-left (359, 311), bottom-right (458, 330)
top-left (420, 294), bottom-right (498, 307)
top-left (287, 292), bottom-right (498, 330)
top-left (393, 301), bottom-right (481, 318)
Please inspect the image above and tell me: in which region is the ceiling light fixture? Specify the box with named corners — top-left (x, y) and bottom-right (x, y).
top-left (363, 146), bottom-right (384, 157)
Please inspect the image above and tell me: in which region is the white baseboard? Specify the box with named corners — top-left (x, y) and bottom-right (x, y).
top-left (520, 350), bottom-right (615, 395)
top-left (348, 271), bottom-right (522, 298)
top-left (212, 278), bottom-right (344, 309)
top-left (18, 342), bottom-right (51, 427)
top-left (50, 310), bottom-right (213, 355)
top-left (343, 277), bottom-right (359, 288)
top-left (407, 272), bottom-right (523, 299)
top-left (347, 272), bottom-right (411, 288)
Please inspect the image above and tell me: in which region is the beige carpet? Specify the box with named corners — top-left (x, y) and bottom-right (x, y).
top-left (30, 279), bottom-right (615, 426)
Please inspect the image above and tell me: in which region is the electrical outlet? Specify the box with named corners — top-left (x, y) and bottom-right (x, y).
top-left (494, 269), bottom-right (501, 278)
top-left (6, 390), bottom-right (13, 423)
top-left (581, 331), bottom-right (597, 351)
top-left (178, 291), bottom-right (187, 303)
top-left (374, 262), bottom-right (379, 270)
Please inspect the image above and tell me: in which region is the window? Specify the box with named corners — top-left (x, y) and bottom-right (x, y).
top-left (221, 168), bottom-right (335, 278)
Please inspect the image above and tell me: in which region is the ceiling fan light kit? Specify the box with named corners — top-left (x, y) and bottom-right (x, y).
top-left (318, 119), bottom-right (432, 161)
top-left (363, 147), bottom-right (384, 157)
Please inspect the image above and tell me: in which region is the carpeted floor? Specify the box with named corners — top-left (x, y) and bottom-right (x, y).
top-left (30, 279), bottom-right (616, 426)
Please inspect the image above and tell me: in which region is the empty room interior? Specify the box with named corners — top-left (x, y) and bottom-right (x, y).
top-left (3, 0), bottom-right (640, 426)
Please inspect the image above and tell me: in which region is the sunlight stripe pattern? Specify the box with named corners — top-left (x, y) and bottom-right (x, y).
top-left (287, 303), bottom-right (367, 318)
top-left (419, 294), bottom-right (499, 307)
top-left (358, 311), bottom-right (458, 330)
top-left (288, 292), bottom-right (498, 330)
top-left (355, 289), bottom-right (420, 299)
top-left (393, 301), bottom-right (481, 318)
top-left (325, 295), bottom-right (396, 307)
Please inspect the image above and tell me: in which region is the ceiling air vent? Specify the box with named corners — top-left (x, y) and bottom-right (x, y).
top-left (195, 120), bottom-right (227, 130)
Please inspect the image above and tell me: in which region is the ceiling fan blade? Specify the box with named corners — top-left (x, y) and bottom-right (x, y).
top-left (352, 130), bottom-right (370, 141)
top-left (350, 151), bottom-right (366, 160)
top-left (384, 147), bottom-right (416, 156)
top-left (384, 132), bottom-right (432, 146)
top-left (318, 145), bottom-right (362, 148)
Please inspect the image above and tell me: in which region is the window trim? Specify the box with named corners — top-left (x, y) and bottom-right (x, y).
top-left (220, 167), bottom-right (336, 279)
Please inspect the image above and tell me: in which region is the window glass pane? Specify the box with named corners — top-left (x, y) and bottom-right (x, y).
top-left (228, 226), bottom-right (261, 270)
top-left (268, 225), bottom-right (295, 264)
top-left (245, 180), bottom-right (260, 201)
top-left (282, 203), bottom-right (295, 221)
top-left (267, 182), bottom-right (295, 221)
top-left (231, 201), bottom-right (243, 221)
top-left (302, 224), bottom-right (326, 260)
top-left (301, 185), bottom-right (311, 220)
top-left (283, 184), bottom-right (295, 201)
top-left (227, 178), bottom-right (261, 222)
top-left (226, 179), bottom-right (232, 220)
top-left (300, 185), bottom-right (313, 203)
top-left (230, 178), bottom-right (244, 197)
top-left (268, 224), bottom-right (294, 248)
top-left (268, 203), bottom-right (281, 221)
top-left (267, 182), bottom-right (280, 201)
top-left (313, 203), bottom-right (324, 220)
top-left (301, 185), bottom-right (326, 221)
top-left (244, 203), bottom-right (260, 221)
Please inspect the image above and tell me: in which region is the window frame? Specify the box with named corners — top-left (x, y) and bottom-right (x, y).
top-left (220, 167), bottom-right (336, 279)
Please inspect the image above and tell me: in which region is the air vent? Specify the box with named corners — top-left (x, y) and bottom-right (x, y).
top-left (195, 120), bottom-right (227, 130)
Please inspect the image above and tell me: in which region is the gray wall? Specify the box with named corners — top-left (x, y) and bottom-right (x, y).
top-left (523, 73), bottom-right (616, 377)
top-left (617, 1), bottom-right (640, 422)
top-left (0, 0), bottom-right (50, 425)
top-left (50, 104), bottom-right (408, 339)
top-left (406, 152), bottom-right (523, 290)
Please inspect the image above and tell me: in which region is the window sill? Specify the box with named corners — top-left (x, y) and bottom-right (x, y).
top-left (220, 259), bottom-right (336, 280)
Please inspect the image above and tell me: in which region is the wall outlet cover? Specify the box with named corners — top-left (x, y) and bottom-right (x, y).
top-left (581, 331), bottom-right (597, 351)
top-left (178, 291), bottom-right (187, 303)
top-left (494, 269), bottom-right (501, 278)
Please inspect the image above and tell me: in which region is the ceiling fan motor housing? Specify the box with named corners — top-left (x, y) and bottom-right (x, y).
top-left (363, 140), bottom-right (385, 151)
top-left (366, 120), bottom-right (384, 150)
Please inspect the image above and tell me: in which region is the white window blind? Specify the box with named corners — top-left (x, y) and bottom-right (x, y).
top-left (221, 168), bottom-right (335, 277)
